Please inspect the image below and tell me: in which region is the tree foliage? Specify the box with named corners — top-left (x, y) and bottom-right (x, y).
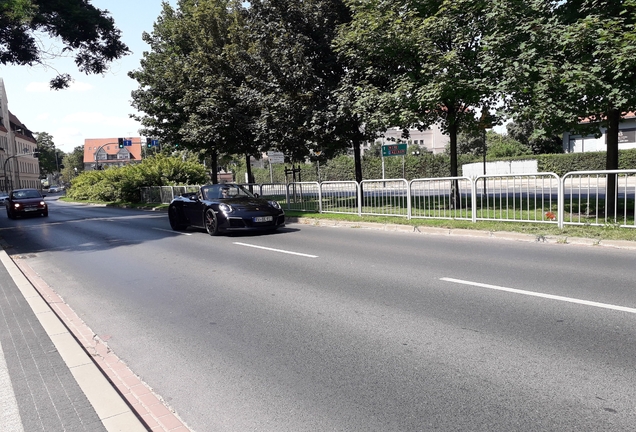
top-left (335, 0), bottom-right (502, 180)
top-left (34, 132), bottom-right (61, 175)
top-left (60, 145), bottom-right (84, 184)
top-left (130, 0), bottom-right (257, 182)
top-left (505, 120), bottom-right (563, 154)
top-left (244, 0), bottom-right (364, 162)
top-left (488, 0), bottom-right (636, 214)
top-left (0, 0), bottom-right (129, 88)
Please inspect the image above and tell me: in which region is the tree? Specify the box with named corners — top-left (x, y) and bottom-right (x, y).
top-left (130, 0), bottom-right (258, 184)
top-left (489, 0), bottom-right (636, 216)
top-left (61, 146), bottom-right (84, 185)
top-left (506, 120), bottom-right (563, 155)
top-left (335, 0), bottom-right (501, 205)
top-left (244, 0), bottom-right (371, 184)
top-left (0, 0), bottom-right (129, 89)
top-left (486, 131), bottom-right (531, 158)
top-left (34, 132), bottom-right (60, 176)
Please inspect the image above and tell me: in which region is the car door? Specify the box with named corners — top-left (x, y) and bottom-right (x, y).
top-left (182, 190), bottom-right (205, 227)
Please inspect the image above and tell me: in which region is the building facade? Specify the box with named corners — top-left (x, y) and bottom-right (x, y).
top-left (83, 138), bottom-right (144, 171)
top-left (0, 78), bottom-right (41, 192)
top-left (562, 113), bottom-right (636, 153)
top-left (361, 125), bottom-right (450, 156)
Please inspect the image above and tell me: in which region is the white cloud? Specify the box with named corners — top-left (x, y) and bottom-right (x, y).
top-left (68, 81), bottom-right (93, 92)
top-left (62, 111), bottom-right (138, 128)
top-left (36, 113), bottom-right (50, 120)
top-left (26, 82), bottom-right (51, 93)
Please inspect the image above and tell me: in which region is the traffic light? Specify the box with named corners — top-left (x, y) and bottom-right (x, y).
top-left (146, 137), bottom-right (152, 148)
top-left (118, 138), bottom-right (124, 148)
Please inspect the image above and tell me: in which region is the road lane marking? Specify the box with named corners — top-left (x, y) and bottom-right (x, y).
top-left (153, 228), bottom-right (192, 235)
top-left (440, 277), bottom-right (636, 314)
top-left (233, 242), bottom-right (318, 258)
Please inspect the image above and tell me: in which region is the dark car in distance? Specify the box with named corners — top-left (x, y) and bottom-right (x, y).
top-left (168, 184), bottom-right (285, 235)
top-left (6, 188), bottom-right (48, 219)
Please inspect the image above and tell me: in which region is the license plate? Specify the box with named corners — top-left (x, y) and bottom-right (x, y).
top-left (25, 208), bottom-right (38, 212)
top-left (253, 216), bottom-right (273, 223)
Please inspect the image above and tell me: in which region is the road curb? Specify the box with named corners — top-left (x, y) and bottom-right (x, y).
top-left (0, 250), bottom-right (147, 432)
top-left (286, 217), bottom-right (636, 250)
top-left (10, 256), bottom-right (193, 432)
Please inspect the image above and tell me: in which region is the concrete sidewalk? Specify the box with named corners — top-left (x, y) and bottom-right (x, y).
top-left (0, 249), bottom-right (148, 432)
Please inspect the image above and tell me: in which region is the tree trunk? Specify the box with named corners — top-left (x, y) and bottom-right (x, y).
top-left (605, 108), bottom-right (620, 220)
top-left (211, 149), bottom-right (218, 184)
top-left (245, 152), bottom-right (254, 192)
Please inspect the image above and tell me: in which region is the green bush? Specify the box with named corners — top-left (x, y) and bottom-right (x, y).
top-left (67, 155), bottom-right (208, 202)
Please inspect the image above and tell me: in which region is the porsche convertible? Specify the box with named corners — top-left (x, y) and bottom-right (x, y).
top-left (168, 184), bottom-right (285, 235)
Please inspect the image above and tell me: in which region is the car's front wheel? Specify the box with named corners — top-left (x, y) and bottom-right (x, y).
top-left (169, 206), bottom-right (187, 231)
top-left (205, 209), bottom-right (219, 236)
top-left (7, 209), bottom-right (15, 219)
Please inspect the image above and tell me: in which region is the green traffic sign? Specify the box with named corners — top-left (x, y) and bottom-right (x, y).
top-left (382, 143), bottom-right (407, 157)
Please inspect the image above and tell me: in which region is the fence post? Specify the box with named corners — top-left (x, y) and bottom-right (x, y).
top-left (357, 181), bottom-right (362, 217)
top-left (558, 175), bottom-right (564, 229)
top-left (407, 180), bottom-right (412, 220)
top-left (471, 177), bottom-right (477, 223)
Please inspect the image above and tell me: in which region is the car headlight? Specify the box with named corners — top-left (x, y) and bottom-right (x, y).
top-left (268, 200), bottom-right (281, 210)
top-left (40, 201), bottom-right (46, 207)
top-left (13, 203), bottom-right (21, 209)
top-left (218, 203), bottom-right (233, 213)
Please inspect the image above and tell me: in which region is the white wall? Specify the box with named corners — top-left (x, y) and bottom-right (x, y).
top-left (462, 160), bottom-right (538, 177)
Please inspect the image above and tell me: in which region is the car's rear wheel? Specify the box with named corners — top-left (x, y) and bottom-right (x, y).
top-left (205, 209), bottom-right (219, 236)
top-left (169, 206), bottom-right (186, 231)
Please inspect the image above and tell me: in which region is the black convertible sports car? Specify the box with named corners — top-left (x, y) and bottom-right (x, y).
top-left (168, 184), bottom-right (285, 235)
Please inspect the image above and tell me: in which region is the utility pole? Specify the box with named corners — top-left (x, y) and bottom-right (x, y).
top-left (3, 151), bottom-right (40, 191)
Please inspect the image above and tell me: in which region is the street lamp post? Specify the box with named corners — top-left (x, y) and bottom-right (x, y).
top-left (3, 151), bottom-right (40, 191)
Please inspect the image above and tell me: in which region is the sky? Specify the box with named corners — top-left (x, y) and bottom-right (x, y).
top-left (0, 1), bottom-right (176, 154)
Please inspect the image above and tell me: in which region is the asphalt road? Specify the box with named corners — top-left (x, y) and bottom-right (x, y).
top-left (1, 198), bottom-right (636, 431)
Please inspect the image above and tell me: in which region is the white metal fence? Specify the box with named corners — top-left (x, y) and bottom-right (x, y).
top-left (139, 169), bottom-right (636, 229)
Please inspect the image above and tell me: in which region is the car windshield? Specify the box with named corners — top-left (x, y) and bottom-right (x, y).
top-left (202, 184), bottom-right (255, 200)
top-left (12, 190), bottom-right (41, 199)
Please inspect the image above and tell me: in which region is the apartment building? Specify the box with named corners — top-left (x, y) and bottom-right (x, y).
top-left (361, 124), bottom-right (450, 156)
top-left (0, 78), bottom-right (41, 192)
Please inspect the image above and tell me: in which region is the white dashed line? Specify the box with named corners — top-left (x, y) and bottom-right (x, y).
top-left (440, 277), bottom-right (636, 314)
top-left (233, 242), bottom-right (318, 258)
top-left (153, 228), bottom-right (192, 235)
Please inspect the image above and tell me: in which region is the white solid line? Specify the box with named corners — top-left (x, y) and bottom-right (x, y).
top-left (233, 242), bottom-right (318, 258)
top-left (440, 277), bottom-right (636, 314)
top-left (153, 228), bottom-right (192, 235)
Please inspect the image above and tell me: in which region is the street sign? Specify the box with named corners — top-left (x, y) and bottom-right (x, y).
top-left (382, 143), bottom-right (407, 157)
top-left (124, 139), bottom-right (132, 146)
top-left (267, 151), bottom-right (285, 164)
